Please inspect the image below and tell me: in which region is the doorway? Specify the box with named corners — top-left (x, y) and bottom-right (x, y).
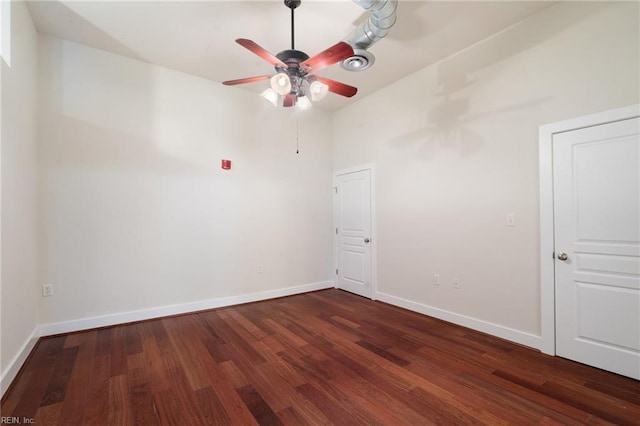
top-left (540, 105), bottom-right (640, 379)
top-left (334, 166), bottom-right (375, 299)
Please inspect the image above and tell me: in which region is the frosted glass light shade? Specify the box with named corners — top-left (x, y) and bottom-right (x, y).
top-left (270, 73), bottom-right (291, 95)
top-left (296, 95), bottom-right (312, 110)
top-left (309, 81), bottom-right (329, 101)
top-left (260, 88), bottom-right (278, 106)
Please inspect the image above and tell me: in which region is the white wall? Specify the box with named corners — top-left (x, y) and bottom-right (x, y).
top-left (333, 2), bottom-right (640, 340)
top-left (1, 0), bottom-right (39, 389)
top-left (38, 35), bottom-right (334, 327)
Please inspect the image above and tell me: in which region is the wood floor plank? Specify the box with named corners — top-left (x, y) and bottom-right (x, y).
top-left (164, 317), bottom-right (212, 391)
top-left (296, 382), bottom-right (371, 426)
top-left (154, 389), bottom-right (190, 426)
top-left (126, 367), bottom-right (160, 425)
top-left (262, 318), bottom-right (309, 348)
top-left (0, 336), bottom-right (60, 416)
top-left (225, 309), bottom-right (269, 341)
top-left (326, 369), bottom-right (431, 425)
top-left (190, 339), bottom-right (259, 425)
top-left (56, 331), bottom-right (98, 424)
top-left (218, 360), bottom-right (250, 389)
top-left (407, 386), bottom-right (488, 425)
top-left (203, 311), bottom-right (266, 364)
top-left (107, 374), bottom-right (132, 425)
top-left (152, 348), bottom-right (205, 426)
top-left (140, 329), bottom-right (172, 395)
top-left (236, 384), bottom-right (283, 426)
top-left (96, 328), bottom-right (112, 357)
top-left (462, 370), bottom-right (600, 425)
top-left (80, 355), bottom-right (111, 426)
top-left (39, 345), bottom-right (78, 407)
top-left (33, 401), bottom-right (63, 426)
top-left (221, 334), bottom-right (310, 414)
top-left (250, 340), bottom-right (308, 388)
top-left (125, 323), bottom-right (144, 356)
top-left (584, 379), bottom-right (640, 405)
top-left (3, 289), bottom-right (639, 425)
top-left (194, 385), bottom-right (231, 425)
top-left (539, 380), bottom-right (640, 425)
top-left (275, 406), bottom-right (315, 425)
top-left (149, 319), bottom-right (172, 352)
top-left (109, 327), bottom-right (128, 377)
top-left (355, 340), bottom-right (410, 367)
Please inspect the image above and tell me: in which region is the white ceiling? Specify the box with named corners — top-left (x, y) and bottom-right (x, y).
top-left (27, 0), bottom-right (555, 111)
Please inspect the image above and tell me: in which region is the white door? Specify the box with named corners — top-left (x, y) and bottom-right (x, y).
top-left (553, 117), bottom-right (640, 379)
top-left (335, 169), bottom-right (373, 298)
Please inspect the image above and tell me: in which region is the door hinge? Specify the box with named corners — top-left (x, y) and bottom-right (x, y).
top-left (336, 268), bottom-right (338, 275)
top-left (336, 228), bottom-right (338, 234)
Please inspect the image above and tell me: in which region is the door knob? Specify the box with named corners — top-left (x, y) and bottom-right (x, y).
top-left (364, 238), bottom-right (370, 243)
top-left (557, 252), bottom-right (568, 261)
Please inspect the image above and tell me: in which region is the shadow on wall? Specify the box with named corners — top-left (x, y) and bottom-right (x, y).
top-left (385, 1), bottom-right (608, 162)
top-left (41, 37), bottom-right (281, 176)
top-left (27, 0), bottom-right (143, 60)
top-left (37, 0), bottom-right (294, 174)
top-left (36, 1), bottom-right (175, 174)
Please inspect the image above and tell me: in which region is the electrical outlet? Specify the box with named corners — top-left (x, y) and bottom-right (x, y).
top-left (257, 264), bottom-right (264, 274)
top-left (42, 284), bottom-right (54, 297)
top-left (453, 278), bottom-right (461, 289)
top-left (433, 274), bottom-right (440, 286)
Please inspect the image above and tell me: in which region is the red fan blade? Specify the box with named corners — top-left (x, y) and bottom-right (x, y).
top-left (236, 39), bottom-right (288, 69)
top-left (312, 76), bottom-right (358, 98)
top-left (283, 94), bottom-right (296, 107)
top-left (300, 42), bottom-right (354, 73)
top-left (222, 75), bottom-right (271, 86)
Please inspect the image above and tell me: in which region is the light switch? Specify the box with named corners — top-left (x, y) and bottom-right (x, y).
top-left (506, 213), bottom-right (515, 227)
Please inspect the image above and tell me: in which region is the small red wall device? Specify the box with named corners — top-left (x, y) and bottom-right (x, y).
top-left (221, 159), bottom-right (231, 170)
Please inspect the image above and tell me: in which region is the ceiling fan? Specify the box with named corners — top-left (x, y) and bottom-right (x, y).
top-left (222, 0), bottom-right (358, 109)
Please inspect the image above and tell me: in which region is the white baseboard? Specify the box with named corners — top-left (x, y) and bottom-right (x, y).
top-left (1, 326), bottom-right (40, 398)
top-left (375, 291), bottom-right (543, 351)
top-left (39, 281), bottom-right (334, 337)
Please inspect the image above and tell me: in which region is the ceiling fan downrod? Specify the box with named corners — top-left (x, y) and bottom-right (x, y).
top-left (285, 0), bottom-right (301, 50)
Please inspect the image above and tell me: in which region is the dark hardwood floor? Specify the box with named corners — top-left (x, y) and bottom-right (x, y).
top-left (2, 289), bottom-right (639, 425)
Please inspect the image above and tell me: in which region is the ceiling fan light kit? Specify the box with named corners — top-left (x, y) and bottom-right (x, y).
top-left (271, 73), bottom-right (292, 96)
top-left (296, 95), bottom-right (312, 110)
top-left (260, 88), bottom-right (279, 107)
top-left (309, 80), bottom-right (329, 101)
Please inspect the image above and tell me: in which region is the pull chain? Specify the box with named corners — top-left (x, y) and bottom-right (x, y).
top-left (296, 119), bottom-right (300, 154)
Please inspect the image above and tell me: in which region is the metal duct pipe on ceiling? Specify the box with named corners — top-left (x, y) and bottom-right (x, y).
top-left (342, 0), bottom-right (398, 71)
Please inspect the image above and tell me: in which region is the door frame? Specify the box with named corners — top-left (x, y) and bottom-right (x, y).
top-left (538, 104), bottom-right (640, 355)
top-left (333, 164), bottom-right (377, 300)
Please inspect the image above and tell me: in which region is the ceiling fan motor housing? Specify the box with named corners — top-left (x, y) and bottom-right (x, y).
top-left (276, 49), bottom-right (311, 95)
top-left (276, 49), bottom-right (310, 66)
